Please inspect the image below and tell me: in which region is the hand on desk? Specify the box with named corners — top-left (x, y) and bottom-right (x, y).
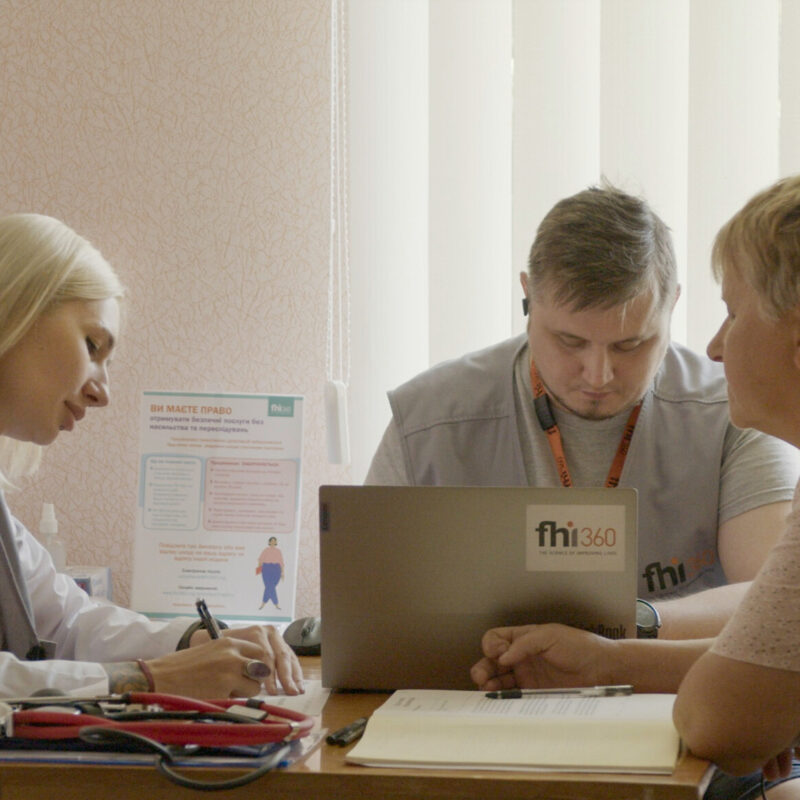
top-left (471, 623), bottom-right (615, 692)
top-left (147, 624), bottom-right (304, 698)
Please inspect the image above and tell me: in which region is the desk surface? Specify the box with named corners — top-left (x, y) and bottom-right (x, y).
top-left (0, 658), bottom-right (712, 800)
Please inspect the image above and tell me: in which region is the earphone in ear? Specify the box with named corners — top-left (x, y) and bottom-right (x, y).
top-left (522, 297), bottom-right (529, 316)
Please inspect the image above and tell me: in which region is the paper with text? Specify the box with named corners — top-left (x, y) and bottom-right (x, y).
top-left (131, 391), bottom-right (303, 623)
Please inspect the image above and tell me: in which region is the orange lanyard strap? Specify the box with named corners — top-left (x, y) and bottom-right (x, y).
top-left (529, 360), bottom-right (642, 488)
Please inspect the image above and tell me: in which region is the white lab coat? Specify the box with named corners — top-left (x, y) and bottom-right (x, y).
top-left (0, 513), bottom-right (189, 696)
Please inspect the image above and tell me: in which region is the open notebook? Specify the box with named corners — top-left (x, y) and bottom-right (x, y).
top-left (319, 485), bottom-right (637, 690)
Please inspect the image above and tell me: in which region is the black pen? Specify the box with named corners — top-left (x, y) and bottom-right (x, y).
top-left (326, 716), bottom-right (368, 746)
top-left (485, 684), bottom-right (633, 699)
top-left (196, 598), bottom-right (221, 639)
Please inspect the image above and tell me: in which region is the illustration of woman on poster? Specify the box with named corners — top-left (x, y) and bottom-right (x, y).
top-left (256, 536), bottom-right (285, 610)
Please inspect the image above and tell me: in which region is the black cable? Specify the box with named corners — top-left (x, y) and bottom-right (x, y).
top-left (79, 727), bottom-right (292, 791)
top-left (102, 710), bottom-right (243, 723)
top-left (155, 743), bottom-right (292, 791)
top-left (79, 726), bottom-right (175, 760)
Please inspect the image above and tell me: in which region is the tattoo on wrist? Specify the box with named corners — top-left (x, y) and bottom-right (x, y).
top-left (103, 661), bottom-right (150, 693)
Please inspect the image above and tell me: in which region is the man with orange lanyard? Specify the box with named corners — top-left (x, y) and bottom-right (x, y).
top-left (366, 183), bottom-right (800, 643)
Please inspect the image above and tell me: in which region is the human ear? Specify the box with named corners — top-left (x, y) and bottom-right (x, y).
top-left (671, 284), bottom-right (682, 311)
top-left (519, 271), bottom-right (530, 296)
top-left (519, 271), bottom-right (530, 316)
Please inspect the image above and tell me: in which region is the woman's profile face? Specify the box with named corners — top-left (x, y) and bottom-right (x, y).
top-left (707, 266), bottom-right (796, 439)
top-left (0, 297), bottom-right (119, 445)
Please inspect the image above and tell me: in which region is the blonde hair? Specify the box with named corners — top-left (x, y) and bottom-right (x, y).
top-left (0, 214), bottom-right (124, 486)
top-left (712, 175), bottom-right (800, 319)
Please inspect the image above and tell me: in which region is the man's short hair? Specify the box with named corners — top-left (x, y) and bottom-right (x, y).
top-left (526, 183), bottom-right (678, 311)
top-left (712, 175), bottom-right (800, 319)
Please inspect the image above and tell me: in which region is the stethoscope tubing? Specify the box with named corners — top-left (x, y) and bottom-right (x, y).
top-left (6, 692), bottom-right (313, 746)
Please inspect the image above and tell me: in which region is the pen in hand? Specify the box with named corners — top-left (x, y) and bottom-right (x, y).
top-left (195, 598), bottom-right (272, 683)
top-left (196, 598), bottom-right (222, 639)
top-left (485, 684), bottom-right (633, 699)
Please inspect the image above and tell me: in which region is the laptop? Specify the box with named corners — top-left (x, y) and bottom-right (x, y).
top-left (319, 485), bottom-right (638, 690)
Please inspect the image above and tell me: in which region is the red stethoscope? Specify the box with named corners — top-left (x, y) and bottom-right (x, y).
top-left (2, 691), bottom-right (313, 746)
top-left (0, 692), bottom-right (315, 791)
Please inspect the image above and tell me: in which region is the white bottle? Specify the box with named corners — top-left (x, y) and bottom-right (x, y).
top-left (40, 502), bottom-right (67, 572)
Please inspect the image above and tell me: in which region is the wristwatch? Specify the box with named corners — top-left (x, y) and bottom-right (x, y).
top-left (636, 598), bottom-right (661, 639)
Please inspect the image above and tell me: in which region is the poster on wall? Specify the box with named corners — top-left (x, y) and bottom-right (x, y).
top-left (130, 391), bottom-right (303, 625)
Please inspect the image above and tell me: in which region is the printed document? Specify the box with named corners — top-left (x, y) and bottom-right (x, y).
top-left (131, 391), bottom-right (303, 624)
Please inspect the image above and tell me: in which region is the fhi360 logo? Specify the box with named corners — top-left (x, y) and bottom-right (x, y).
top-left (526, 504), bottom-right (628, 574)
top-left (535, 519), bottom-right (618, 549)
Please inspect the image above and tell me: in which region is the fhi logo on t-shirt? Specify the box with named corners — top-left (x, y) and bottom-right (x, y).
top-left (642, 549), bottom-right (717, 593)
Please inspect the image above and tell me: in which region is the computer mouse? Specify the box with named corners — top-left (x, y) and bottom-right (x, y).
top-left (283, 615), bottom-right (322, 656)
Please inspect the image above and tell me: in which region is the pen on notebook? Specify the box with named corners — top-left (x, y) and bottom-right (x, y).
top-left (485, 684), bottom-right (633, 699)
top-left (195, 598), bottom-right (222, 639)
top-left (326, 716), bottom-right (368, 746)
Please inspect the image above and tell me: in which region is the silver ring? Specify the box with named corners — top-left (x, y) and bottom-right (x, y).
top-left (243, 660), bottom-right (271, 681)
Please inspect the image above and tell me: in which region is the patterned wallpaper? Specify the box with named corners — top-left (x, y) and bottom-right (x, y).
top-left (0, 0), bottom-right (349, 615)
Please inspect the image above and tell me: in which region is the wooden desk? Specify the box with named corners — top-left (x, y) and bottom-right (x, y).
top-left (0, 658), bottom-right (712, 800)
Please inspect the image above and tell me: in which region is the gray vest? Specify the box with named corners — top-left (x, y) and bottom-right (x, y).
top-left (388, 335), bottom-right (730, 597)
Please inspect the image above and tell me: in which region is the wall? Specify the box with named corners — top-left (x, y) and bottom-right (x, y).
top-left (0, 0), bottom-right (347, 615)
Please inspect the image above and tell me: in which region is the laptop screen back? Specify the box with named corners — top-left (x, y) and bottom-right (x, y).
top-left (320, 485), bottom-right (637, 690)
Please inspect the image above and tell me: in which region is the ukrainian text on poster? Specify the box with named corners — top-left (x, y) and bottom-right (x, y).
top-left (131, 392), bottom-right (303, 624)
